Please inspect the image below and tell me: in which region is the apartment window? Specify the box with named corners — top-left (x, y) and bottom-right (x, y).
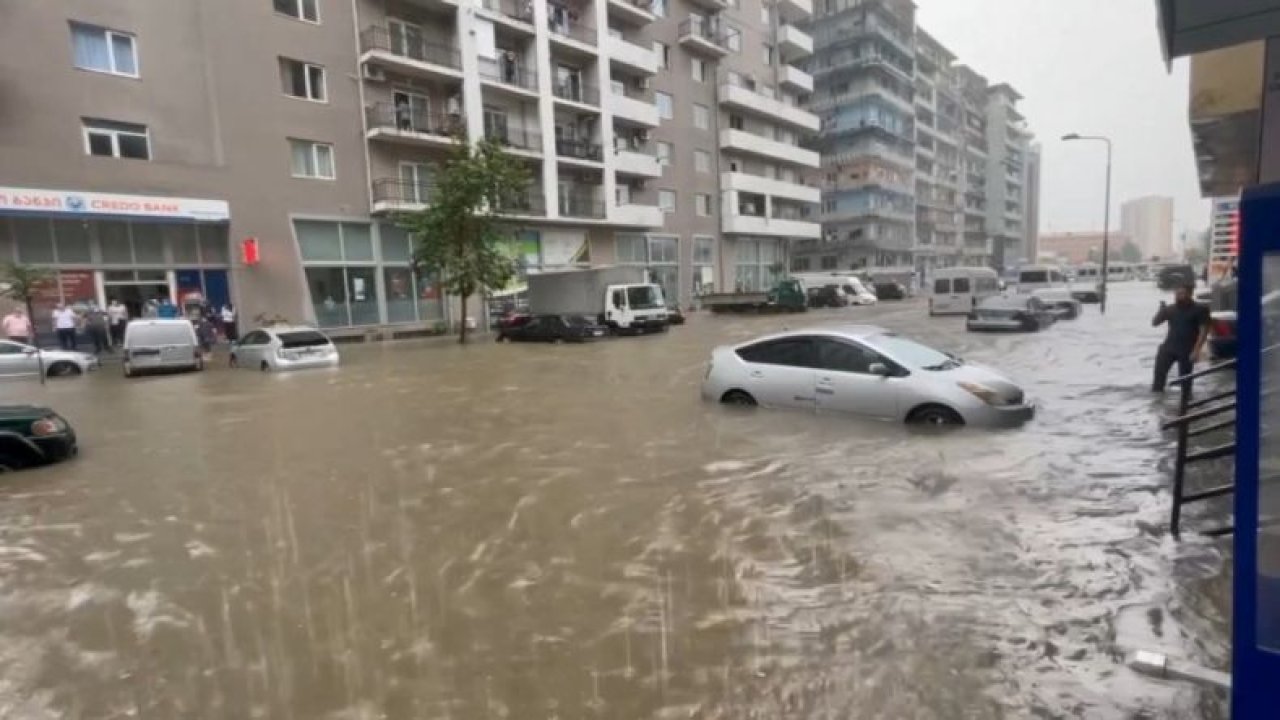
top-left (693, 104), bottom-right (709, 130)
top-left (764, 43), bottom-right (775, 67)
top-left (279, 58), bottom-right (326, 101)
top-left (760, 4), bottom-right (770, 23)
top-left (727, 30), bottom-right (741, 53)
top-left (655, 42), bottom-right (669, 69)
top-left (694, 150), bottom-right (710, 173)
top-left (656, 141), bottom-right (672, 167)
top-left (652, 0), bottom-right (666, 17)
top-left (695, 193), bottom-right (711, 217)
top-left (729, 114), bottom-right (744, 130)
top-left (83, 119), bottom-right (150, 160)
top-left (691, 58), bottom-right (706, 83)
top-left (274, 0), bottom-right (319, 22)
top-left (70, 23), bottom-right (138, 77)
top-left (616, 234), bottom-right (647, 263)
top-left (659, 190), bottom-right (676, 213)
top-left (289, 139), bottom-right (335, 179)
top-left (656, 91), bottom-right (673, 120)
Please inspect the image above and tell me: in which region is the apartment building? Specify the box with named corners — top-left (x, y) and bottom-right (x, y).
top-left (1119, 195), bottom-right (1175, 261)
top-left (793, 0), bottom-right (1038, 277)
top-left (0, 0), bottom-right (818, 334)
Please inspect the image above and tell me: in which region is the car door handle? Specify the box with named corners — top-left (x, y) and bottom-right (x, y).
top-left (749, 371), bottom-right (764, 378)
top-left (816, 387), bottom-right (835, 395)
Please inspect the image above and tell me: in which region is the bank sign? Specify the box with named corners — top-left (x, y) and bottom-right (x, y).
top-left (0, 186), bottom-right (230, 222)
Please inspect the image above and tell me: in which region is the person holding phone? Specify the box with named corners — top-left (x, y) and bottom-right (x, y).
top-left (1151, 281), bottom-right (1211, 392)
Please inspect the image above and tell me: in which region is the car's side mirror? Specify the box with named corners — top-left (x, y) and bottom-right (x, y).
top-left (869, 362), bottom-right (890, 377)
top-left (23, 348), bottom-right (37, 356)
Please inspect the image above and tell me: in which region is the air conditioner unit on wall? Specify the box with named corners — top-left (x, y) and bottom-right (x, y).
top-left (362, 65), bottom-right (386, 82)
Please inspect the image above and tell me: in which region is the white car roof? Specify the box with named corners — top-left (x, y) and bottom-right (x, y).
top-left (263, 325), bottom-right (327, 335)
top-left (733, 324), bottom-right (888, 348)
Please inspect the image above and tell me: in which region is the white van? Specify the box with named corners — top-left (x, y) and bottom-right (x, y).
top-left (928, 267), bottom-right (1001, 315)
top-left (793, 273), bottom-right (877, 305)
top-left (122, 319), bottom-right (203, 378)
top-left (1016, 265), bottom-right (1069, 293)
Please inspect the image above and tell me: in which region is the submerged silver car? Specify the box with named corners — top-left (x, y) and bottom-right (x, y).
top-left (701, 325), bottom-right (1034, 427)
top-left (230, 326), bottom-right (339, 372)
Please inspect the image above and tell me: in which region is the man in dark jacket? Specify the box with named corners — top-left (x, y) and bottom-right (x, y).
top-left (1151, 282), bottom-right (1211, 392)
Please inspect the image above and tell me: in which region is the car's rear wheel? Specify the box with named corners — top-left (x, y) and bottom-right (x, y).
top-left (47, 361), bottom-right (81, 378)
top-left (908, 404), bottom-right (964, 426)
top-left (721, 390), bottom-right (757, 407)
top-left (260, 361), bottom-right (270, 372)
top-left (229, 354), bottom-right (239, 368)
top-left (122, 362), bottom-right (133, 378)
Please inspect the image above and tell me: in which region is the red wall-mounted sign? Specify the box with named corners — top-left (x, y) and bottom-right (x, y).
top-left (241, 237), bottom-right (260, 266)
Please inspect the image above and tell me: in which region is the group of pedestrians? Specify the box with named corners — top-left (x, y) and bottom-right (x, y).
top-left (2, 299), bottom-right (238, 354)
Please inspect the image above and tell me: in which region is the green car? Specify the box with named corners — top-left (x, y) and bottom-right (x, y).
top-left (0, 405), bottom-right (77, 472)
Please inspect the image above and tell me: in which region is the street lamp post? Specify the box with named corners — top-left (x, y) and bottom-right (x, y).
top-left (1062, 133), bottom-right (1113, 314)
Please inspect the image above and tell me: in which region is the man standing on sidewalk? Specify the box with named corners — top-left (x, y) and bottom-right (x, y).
top-left (83, 301), bottom-right (110, 355)
top-left (2, 308), bottom-right (33, 345)
top-left (52, 303), bottom-right (78, 351)
top-left (107, 298), bottom-right (128, 347)
top-left (1151, 282), bottom-right (1211, 392)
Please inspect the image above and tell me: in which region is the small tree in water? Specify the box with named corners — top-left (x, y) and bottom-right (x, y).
top-left (399, 138), bottom-right (530, 344)
top-left (0, 262), bottom-right (53, 330)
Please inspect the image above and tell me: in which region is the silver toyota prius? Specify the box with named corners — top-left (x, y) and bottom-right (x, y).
top-left (701, 325), bottom-right (1035, 427)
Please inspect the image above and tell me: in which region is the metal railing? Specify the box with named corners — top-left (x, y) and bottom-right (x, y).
top-left (1161, 359), bottom-right (1244, 538)
top-left (485, 125), bottom-right (542, 152)
top-left (612, 0), bottom-right (654, 12)
top-left (552, 81), bottom-right (600, 106)
top-left (555, 137), bottom-right (603, 161)
top-left (495, 191), bottom-right (546, 216)
top-left (478, 56), bottom-right (539, 91)
top-left (365, 103), bottom-right (465, 137)
top-left (360, 26), bottom-right (461, 69)
top-left (548, 16), bottom-right (597, 46)
top-left (559, 195), bottom-right (606, 218)
top-left (372, 178), bottom-right (435, 206)
top-left (678, 17), bottom-right (731, 49)
top-left (481, 0), bottom-right (535, 23)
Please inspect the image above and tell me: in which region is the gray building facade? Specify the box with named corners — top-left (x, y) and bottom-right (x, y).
top-left (0, 0), bottom-right (816, 336)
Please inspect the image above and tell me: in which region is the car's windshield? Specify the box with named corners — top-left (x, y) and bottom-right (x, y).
top-left (1020, 271), bottom-right (1049, 283)
top-left (132, 325), bottom-right (193, 345)
top-left (625, 285), bottom-right (664, 309)
top-left (871, 333), bottom-right (957, 370)
top-left (278, 331), bottom-right (330, 348)
top-left (564, 315), bottom-right (592, 327)
top-left (979, 296), bottom-right (1026, 310)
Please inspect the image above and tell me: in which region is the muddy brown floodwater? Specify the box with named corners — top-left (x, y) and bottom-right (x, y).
top-left (0, 285), bottom-right (1232, 719)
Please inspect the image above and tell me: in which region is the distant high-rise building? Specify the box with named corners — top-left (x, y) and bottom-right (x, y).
top-left (1119, 196), bottom-right (1175, 260)
top-left (1023, 143), bottom-right (1042, 263)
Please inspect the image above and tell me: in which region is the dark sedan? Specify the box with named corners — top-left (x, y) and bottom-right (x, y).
top-left (0, 405), bottom-right (77, 471)
top-left (874, 282), bottom-right (909, 300)
top-left (966, 295), bottom-right (1056, 332)
top-left (497, 314), bottom-right (607, 343)
top-left (666, 306), bottom-right (686, 325)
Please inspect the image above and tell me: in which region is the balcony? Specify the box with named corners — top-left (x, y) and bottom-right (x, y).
top-left (721, 172), bottom-right (820, 204)
top-left (372, 178), bottom-right (434, 214)
top-left (780, 65), bottom-right (813, 94)
top-left (678, 18), bottom-right (731, 58)
top-left (608, 91), bottom-right (659, 127)
top-left (365, 104), bottom-right (464, 148)
top-left (687, 0), bottom-right (729, 10)
top-left (484, 125), bottom-right (543, 157)
top-left (548, 17), bottom-right (598, 50)
top-left (777, 0), bottom-right (812, 23)
top-left (776, 24), bottom-right (813, 60)
top-left (555, 138), bottom-right (604, 164)
top-left (719, 129), bottom-right (819, 168)
top-left (478, 0), bottom-right (535, 28)
top-left (552, 81), bottom-right (601, 109)
top-left (613, 203), bottom-right (664, 227)
top-left (495, 190), bottom-right (547, 218)
top-left (359, 26), bottom-right (463, 81)
top-left (719, 83), bottom-right (819, 133)
top-left (722, 213), bottom-right (820, 239)
top-left (613, 148), bottom-right (662, 178)
top-left (478, 56), bottom-right (538, 96)
top-left (608, 0), bottom-right (656, 25)
top-left (608, 35), bottom-right (658, 75)
top-left (559, 195), bottom-right (607, 219)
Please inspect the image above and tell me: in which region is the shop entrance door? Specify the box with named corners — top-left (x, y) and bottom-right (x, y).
top-left (103, 271), bottom-right (172, 320)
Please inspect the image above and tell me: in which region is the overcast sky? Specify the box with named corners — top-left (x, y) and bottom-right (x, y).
top-left (912, 0), bottom-right (1209, 238)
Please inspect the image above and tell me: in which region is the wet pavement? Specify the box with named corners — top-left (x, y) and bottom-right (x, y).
top-left (0, 284), bottom-right (1231, 719)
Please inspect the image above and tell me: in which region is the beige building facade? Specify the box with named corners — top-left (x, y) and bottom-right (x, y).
top-left (1119, 195), bottom-right (1175, 261)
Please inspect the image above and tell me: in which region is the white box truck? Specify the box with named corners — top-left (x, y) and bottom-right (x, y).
top-left (527, 267), bottom-right (669, 333)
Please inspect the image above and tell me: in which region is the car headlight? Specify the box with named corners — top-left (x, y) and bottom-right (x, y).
top-left (31, 417), bottom-right (67, 436)
top-left (958, 381), bottom-right (1003, 406)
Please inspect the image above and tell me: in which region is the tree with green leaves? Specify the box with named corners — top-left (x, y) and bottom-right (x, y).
top-left (0, 262), bottom-right (53, 333)
top-left (1120, 241), bottom-right (1143, 263)
top-left (398, 137), bottom-right (531, 344)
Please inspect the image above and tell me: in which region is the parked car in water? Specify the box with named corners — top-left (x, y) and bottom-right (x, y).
top-left (665, 306), bottom-right (686, 325)
top-left (966, 295), bottom-right (1056, 332)
top-left (874, 282), bottom-right (909, 300)
top-left (1209, 310), bottom-right (1237, 360)
top-left (1156, 264), bottom-right (1197, 291)
top-left (0, 340), bottom-right (99, 379)
top-left (1016, 265), bottom-right (1070, 294)
top-left (497, 314), bottom-right (607, 343)
top-left (701, 325), bottom-right (1034, 426)
top-left (0, 405), bottom-right (77, 471)
top-left (807, 285), bottom-right (848, 308)
top-left (122, 319), bottom-right (203, 378)
top-left (928, 267), bottom-right (1002, 315)
top-left (1030, 288), bottom-right (1082, 320)
top-left (230, 326), bottom-right (340, 371)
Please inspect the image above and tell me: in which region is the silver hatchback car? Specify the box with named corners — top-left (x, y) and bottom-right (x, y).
top-left (230, 326), bottom-right (339, 372)
top-left (701, 325), bottom-right (1035, 427)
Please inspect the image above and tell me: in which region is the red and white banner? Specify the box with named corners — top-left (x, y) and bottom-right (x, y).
top-left (0, 186), bottom-right (229, 221)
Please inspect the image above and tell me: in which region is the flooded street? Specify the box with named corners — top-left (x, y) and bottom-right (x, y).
top-left (0, 285), bottom-right (1231, 719)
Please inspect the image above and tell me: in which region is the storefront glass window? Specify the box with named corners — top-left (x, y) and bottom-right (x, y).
top-left (296, 221), bottom-right (343, 261)
top-left (198, 225), bottom-right (229, 265)
top-left (306, 266), bottom-right (348, 327)
top-left (14, 218), bottom-right (55, 264)
top-left (166, 225), bottom-right (199, 264)
top-left (384, 266), bottom-right (417, 323)
top-left (419, 274), bottom-right (444, 323)
top-left (342, 223), bottom-right (374, 262)
top-left (99, 221), bottom-right (133, 264)
top-left (132, 223), bottom-right (166, 264)
top-left (348, 266), bottom-right (379, 325)
top-left (51, 220), bottom-right (92, 263)
top-left (379, 224), bottom-right (412, 263)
